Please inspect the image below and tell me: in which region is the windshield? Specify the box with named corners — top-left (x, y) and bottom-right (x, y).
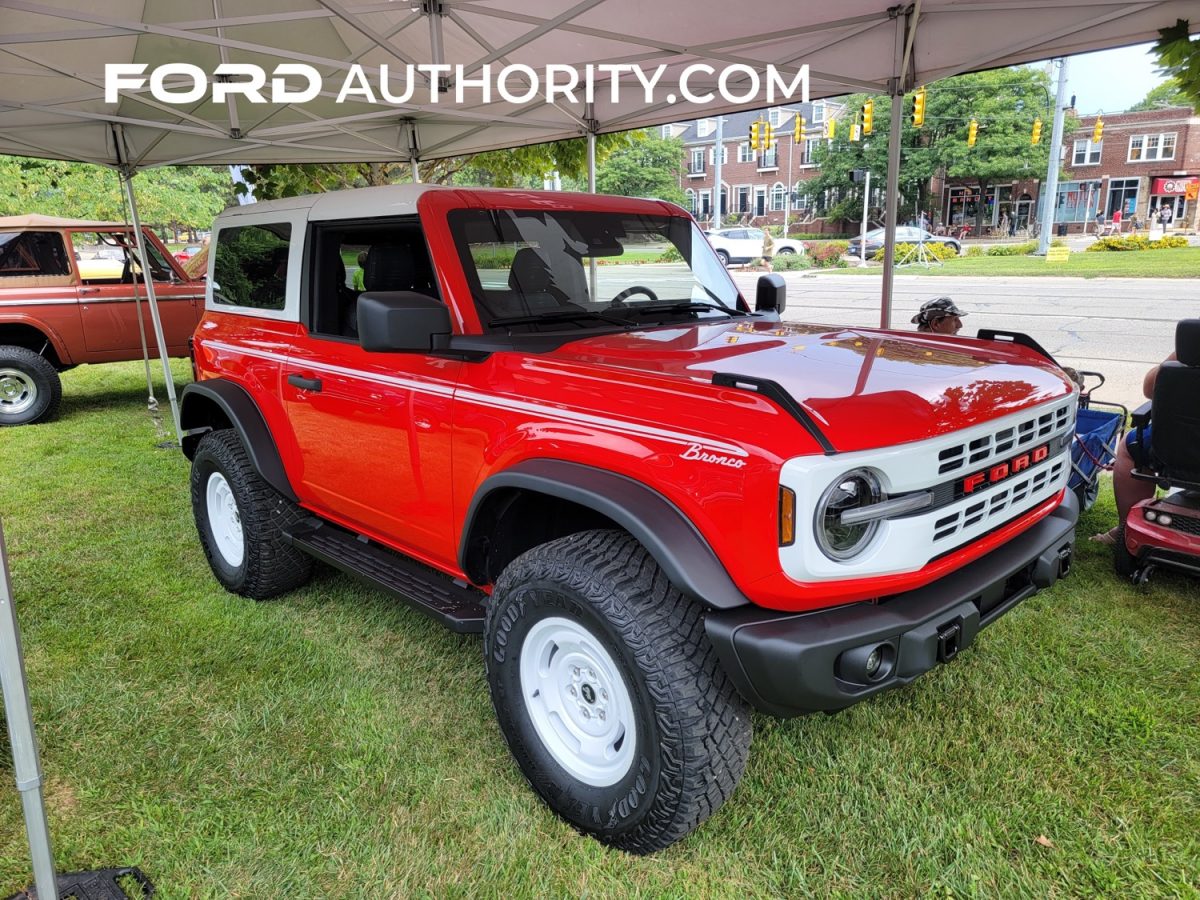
top-left (448, 209), bottom-right (743, 333)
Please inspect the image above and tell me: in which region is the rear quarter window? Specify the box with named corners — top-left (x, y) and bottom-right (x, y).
top-left (0, 231), bottom-right (71, 278)
top-left (212, 223), bottom-right (292, 310)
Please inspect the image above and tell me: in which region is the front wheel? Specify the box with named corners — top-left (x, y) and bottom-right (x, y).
top-left (777, 247), bottom-right (796, 256)
top-left (190, 429), bottom-right (313, 599)
top-left (715, 249), bottom-right (730, 266)
top-left (0, 346), bottom-right (62, 426)
top-left (484, 530), bottom-right (751, 854)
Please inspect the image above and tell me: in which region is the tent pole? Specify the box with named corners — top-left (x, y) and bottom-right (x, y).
top-left (880, 7), bottom-right (909, 330)
top-left (585, 102), bottom-right (598, 301)
top-left (411, 160), bottom-right (421, 183)
top-left (0, 519), bottom-right (58, 899)
top-left (120, 168), bottom-right (182, 441)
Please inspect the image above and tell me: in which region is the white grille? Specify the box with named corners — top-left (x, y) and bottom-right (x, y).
top-left (937, 402), bottom-right (1073, 476)
top-left (932, 457), bottom-right (1068, 545)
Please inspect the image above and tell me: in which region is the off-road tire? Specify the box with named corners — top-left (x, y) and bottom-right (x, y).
top-left (1113, 522), bottom-right (1135, 580)
top-left (190, 429), bottom-right (313, 599)
top-left (0, 345), bottom-right (61, 426)
top-left (484, 529), bottom-right (752, 854)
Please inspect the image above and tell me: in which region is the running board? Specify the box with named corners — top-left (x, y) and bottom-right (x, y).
top-left (283, 520), bottom-right (486, 633)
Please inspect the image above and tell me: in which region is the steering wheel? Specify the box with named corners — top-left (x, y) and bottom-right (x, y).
top-left (609, 285), bottom-right (659, 305)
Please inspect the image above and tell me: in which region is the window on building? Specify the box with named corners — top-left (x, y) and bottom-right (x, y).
top-left (684, 189), bottom-right (696, 215)
top-left (800, 138), bottom-right (817, 166)
top-left (1128, 132), bottom-right (1177, 162)
top-left (737, 141), bottom-right (753, 163)
top-left (1054, 180), bottom-right (1102, 223)
top-left (689, 148), bottom-right (705, 174)
top-left (771, 183), bottom-right (786, 212)
top-left (699, 190), bottom-right (711, 218)
top-left (1072, 139), bottom-right (1101, 166)
top-left (1107, 177), bottom-right (1139, 218)
top-left (768, 108), bottom-right (782, 127)
top-left (709, 144), bottom-right (728, 165)
top-left (792, 183), bottom-right (809, 211)
top-left (811, 100), bottom-right (825, 124)
top-left (758, 147), bottom-right (777, 169)
top-left (697, 118), bottom-right (714, 138)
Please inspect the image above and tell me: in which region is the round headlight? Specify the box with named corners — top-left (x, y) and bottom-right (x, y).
top-left (815, 469), bottom-right (884, 561)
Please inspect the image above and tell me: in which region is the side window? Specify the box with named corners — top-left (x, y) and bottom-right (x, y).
top-left (212, 223), bottom-right (291, 310)
top-left (68, 231), bottom-right (173, 284)
top-left (0, 231), bottom-right (71, 278)
top-left (308, 220), bottom-right (438, 340)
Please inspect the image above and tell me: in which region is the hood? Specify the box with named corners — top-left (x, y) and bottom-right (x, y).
top-left (543, 319), bottom-right (1075, 453)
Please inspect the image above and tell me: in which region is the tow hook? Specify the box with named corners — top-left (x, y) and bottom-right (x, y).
top-left (936, 620), bottom-right (962, 663)
top-left (1057, 547), bottom-right (1073, 579)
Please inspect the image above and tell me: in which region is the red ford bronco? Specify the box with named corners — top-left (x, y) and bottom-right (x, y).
top-left (181, 185), bottom-right (1079, 853)
top-left (0, 215), bottom-right (204, 425)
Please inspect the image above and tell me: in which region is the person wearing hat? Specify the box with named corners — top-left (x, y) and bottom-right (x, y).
top-left (912, 297), bottom-right (966, 335)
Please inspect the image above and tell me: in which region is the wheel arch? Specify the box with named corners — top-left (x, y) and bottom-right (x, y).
top-left (461, 459), bottom-right (749, 610)
top-left (180, 380), bottom-right (297, 502)
top-left (0, 319), bottom-right (69, 367)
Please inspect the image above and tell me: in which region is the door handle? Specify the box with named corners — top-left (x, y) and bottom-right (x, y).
top-left (79, 288), bottom-right (99, 295)
top-left (287, 373), bottom-right (323, 392)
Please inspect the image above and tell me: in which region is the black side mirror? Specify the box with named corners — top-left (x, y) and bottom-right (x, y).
top-left (755, 274), bottom-right (786, 313)
top-left (358, 292), bottom-right (451, 353)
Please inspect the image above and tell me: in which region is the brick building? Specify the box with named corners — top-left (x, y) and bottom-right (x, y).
top-left (1055, 105), bottom-right (1200, 233)
top-left (668, 101), bottom-right (846, 233)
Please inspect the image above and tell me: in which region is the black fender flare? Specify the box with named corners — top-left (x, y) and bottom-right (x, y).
top-left (179, 380), bottom-right (297, 502)
top-left (461, 459), bottom-right (750, 610)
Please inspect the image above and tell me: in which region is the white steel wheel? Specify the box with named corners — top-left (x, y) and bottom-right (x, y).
top-left (205, 471), bottom-right (245, 569)
top-left (518, 615), bottom-right (637, 787)
top-left (0, 367), bottom-right (37, 417)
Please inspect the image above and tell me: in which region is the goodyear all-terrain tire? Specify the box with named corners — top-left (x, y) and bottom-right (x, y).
top-left (0, 345), bottom-right (61, 426)
top-left (484, 530), bottom-right (752, 854)
top-left (190, 429), bottom-right (313, 599)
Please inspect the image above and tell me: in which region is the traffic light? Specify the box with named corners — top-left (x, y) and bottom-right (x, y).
top-left (967, 118), bottom-right (978, 147)
top-left (912, 88), bottom-right (926, 127)
top-left (794, 114), bottom-right (805, 143)
top-left (825, 116), bottom-right (836, 139)
top-left (862, 99), bottom-right (874, 135)
top-left (1031, 117), bottom-right (1042, 144)
top-left (749, 120), bottom-right (761, 151)
top-left (1092, 117), bottom-right (1104, 143)
top-left (850, 122), bottom-right (861, 142)
top-left (763, 121), bottom-right (775, 150)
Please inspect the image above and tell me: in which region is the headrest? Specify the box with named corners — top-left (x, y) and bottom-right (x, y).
top-left (1176, 318), bottom-right (1200, 367)
top-left (364, 243), bottom-right (417, 293)
top-left (508, 247), bottom-right (554, 294)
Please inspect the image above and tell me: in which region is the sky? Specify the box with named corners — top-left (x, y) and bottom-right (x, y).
top-left (1064, 43), bottom-right (1169, 114)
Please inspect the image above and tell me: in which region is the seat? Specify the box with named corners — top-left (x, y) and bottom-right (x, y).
top-left (507, 246), bottom-right (587, 309)
top-left (1132, 318), bottom-right (1200, 488)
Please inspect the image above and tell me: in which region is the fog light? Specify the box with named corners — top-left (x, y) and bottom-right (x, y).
top-left (865, 647), bottom-right (882, 678)
top-left (1158, 514), bottom-right (1173, 527)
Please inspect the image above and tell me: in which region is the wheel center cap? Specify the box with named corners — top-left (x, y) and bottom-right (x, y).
top-left (580, 683), bottom-right (596, 704)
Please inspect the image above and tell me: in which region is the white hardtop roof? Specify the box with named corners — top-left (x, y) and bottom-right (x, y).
top-left (1, 2), bottom-right (1196, 169)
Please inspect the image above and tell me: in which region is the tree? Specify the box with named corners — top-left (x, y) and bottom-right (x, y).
top-left (1151, 20), bottom-right (1200, 111)
top-left (803, 67), bottom-right (1057, 230)
top-left (239, 133), bottom-right (636, 200)
top-left (594, 133), bottom-right (685, 204)
top-left (1127, 78), bottom-right (1189, 111)
top-left (0, 157), bottom-right (231, 237)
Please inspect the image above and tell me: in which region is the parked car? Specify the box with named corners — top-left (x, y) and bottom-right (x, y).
top-left (847, 226), bottom-right (962, 258)
top-left (175, 245), bottom-right (204, 262)
top-left (182, 184), bottom-right (1078, 854)
top-left (0, 214), bottom-right (204, 425)
top-left (705, 227), bottom-right (804, 265)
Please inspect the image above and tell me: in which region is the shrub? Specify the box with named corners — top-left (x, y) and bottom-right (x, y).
top-left (965, 245), bottom-right (985, 257)
top-left (655, 246), bottom-right (683, 263)
top-left (986, 240), bottom-right (1039, 257)
top-left (806, 240), bottom-right (850, 268)
top-left (773, 254), bottom-right (811, 271)
top-left (872, 241), bottom-right (958, 263)
top-left (1084, 235), bottom-right (1186, 252)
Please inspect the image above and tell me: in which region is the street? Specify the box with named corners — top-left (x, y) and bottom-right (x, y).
top-left (729, 271), bottom-right (1200, 410)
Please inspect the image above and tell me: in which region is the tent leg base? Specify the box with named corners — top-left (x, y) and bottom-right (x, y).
top-left (8, 866), bottom-right (154, 900)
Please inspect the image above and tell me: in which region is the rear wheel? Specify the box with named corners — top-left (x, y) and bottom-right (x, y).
top-left (1113, 523), bottom-right (1135, 579)
top-left (484, 530), bottom-right (751, 854)
top-left (0, 345), bottom-right (61, 426)
top-left (190, 429), bottom-right (313, 599)
top-left (715, 249), bottom-right (730, 266)
top-left (777, 247), bottom-right (796, 256)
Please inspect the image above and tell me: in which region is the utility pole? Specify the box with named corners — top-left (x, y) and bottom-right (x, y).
top-left (711, 116), bottom-right (724, 229)
top-left (1037, 57), bottom-right (1070, 255)
top-left (860, 170), bottom-right (871, 267)
top-left (784, 122), bottom-right (794, 236)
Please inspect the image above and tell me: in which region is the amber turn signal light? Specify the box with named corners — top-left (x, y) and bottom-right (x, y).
top-left (779, 486), bottom-right (796, 546)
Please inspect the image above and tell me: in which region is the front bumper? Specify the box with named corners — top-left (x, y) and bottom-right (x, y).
top-left (706, 490), bottom-right (1079, 717)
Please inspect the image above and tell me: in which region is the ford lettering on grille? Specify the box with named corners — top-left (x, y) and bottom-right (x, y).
top-left (959, 443), bottom-right (1050, 495)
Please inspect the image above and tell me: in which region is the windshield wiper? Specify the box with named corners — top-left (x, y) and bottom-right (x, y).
top-left (488, 309), bottom-right (632, 329)
top-left (620, 301), bottom-right (745, 318)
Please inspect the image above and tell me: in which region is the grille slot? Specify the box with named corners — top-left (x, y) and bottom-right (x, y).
top-left (936, 400), bottom-right (1073, 476)
top-left (932, 459), bottom-right (1066, 547)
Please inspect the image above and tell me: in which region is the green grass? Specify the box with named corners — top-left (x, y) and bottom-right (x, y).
top-left (1, 362), bottom-right (1198, 897)
top-left (828, 246), bottom-right (1200, 277)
